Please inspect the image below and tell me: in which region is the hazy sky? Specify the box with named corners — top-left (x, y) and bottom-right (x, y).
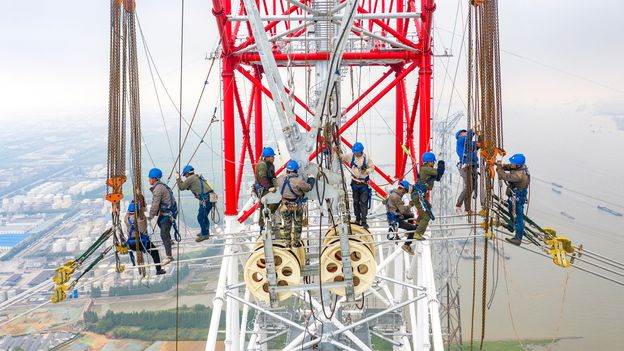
top-left (0, 0), bottom-right (623, 122)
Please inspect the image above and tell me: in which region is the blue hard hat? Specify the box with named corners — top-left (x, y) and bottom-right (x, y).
top-left (422, 152), bottom-right (436, 163)
top-left (148, 168), bottom-right (163, 179)
top-left (509, 153), bottom-right (526, 166)
top-left (182, 164), bottom-right (194, 176)
top-left (399, 180), bottom-right (411, 189)
top-left (262, 147), bottom-right (275, 158)
top-left (286, 160), bottom-right (299, 172)
top-left (127, 202), bottom-right (136, 213)
top-left (352, 142), bottom-right (364, 153)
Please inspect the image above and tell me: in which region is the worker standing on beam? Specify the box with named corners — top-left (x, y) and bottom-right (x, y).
top-left (274, 160), bottom-right (315, 248)
top-left (340, 142), bottom-right (375, 229)
top-left (176, 164), bottom-right (215, 242)
top-left (455, 129), bottom-right (480, 213)
top-left (125, 202), bottom-right (166, 275)
top-left (385, 180), bottom-right (419, 255)
top-left (254, 147), bottom-right (278, 232)
top-left (497, 154), bottom-right (531, 246)
top-left (147, 168), bottom-right (178, 265)
top-left (411, 152), bottom-right (445, 239)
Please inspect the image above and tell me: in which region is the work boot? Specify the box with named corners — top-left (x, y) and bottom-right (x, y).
top-left (195, 234), bottom-right (210, 242)
top-left (161, 256), bottom-right (174, 265)
top-left (402, 244), bottom-right (415, 255)
top-left (455, 206), bottom-right (463, 215)
top-left (361, 221), bottom-right (369, 229)
top-left (505, 237), bottom-right (522, 246)
top-left (156, 268), bottom-right (167, 275)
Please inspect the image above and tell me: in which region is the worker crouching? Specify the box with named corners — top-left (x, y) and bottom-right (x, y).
top-left (274, 160), bottom-right (315, 248)
top-left (177, 164), bottom-right (216, 242)
top-left (410, 152), bottom-right (445, 241)
top-left (148, 168), bottom-right (178, 265)
top-left (385, 180), bottom-right (420, 255)
top-left (125, 202), bottom-right (166, 275)
top-left (497, 154), bottom-right (530, 246)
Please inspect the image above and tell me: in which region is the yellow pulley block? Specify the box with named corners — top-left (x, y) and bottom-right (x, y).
top-left (116, 243), bottom-right (129, 255)
top-left (543, 228), bottom-right (575, 268)
top-left (244, 241), bottom-right (304, 302)
top-left (116, 262), bottom-right (126, 273)
top-left (52, 260), bottom-right (77, 285)
top-left (51, 285), bottom-right (67, 304)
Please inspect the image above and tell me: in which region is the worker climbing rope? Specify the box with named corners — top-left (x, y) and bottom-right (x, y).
top-left (410, 151), bottom-right (445, 240)
top-left (496, 153), bottom-right (530, 246)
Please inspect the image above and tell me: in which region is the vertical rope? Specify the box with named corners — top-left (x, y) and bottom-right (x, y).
top-left (175, 0), bottom-right (185, 349)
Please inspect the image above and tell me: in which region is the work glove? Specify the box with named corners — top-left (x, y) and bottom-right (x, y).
top-left (435, 160), bottom-right (445, 181)
top-left (269, 187), bottom-right (276, 193)
top-left (306, 177), bottom-right (316, 187)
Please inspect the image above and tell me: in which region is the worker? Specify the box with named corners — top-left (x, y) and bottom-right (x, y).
top-left (254, 147), bottom-right (278, 232)
top-left (385, 180), bottom-right (419, 255)
top-left (410, 152), bottom-right (445, 240)
top-left (455, 129), bottom-right (479, 212)
top-left (340, 142), bottom-right (375, 228)
top-left (176, 164), bottom-right (215, 242)
top-left (125, 202), bottom-right (166, 275)
top-left (147, 168), bottom-right (178, 265)
top-left (274, 160), bottom-right (315, 247)
top-left (496, 154), bottom-right (530, 246)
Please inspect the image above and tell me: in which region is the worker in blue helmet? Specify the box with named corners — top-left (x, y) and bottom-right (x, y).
top-left (385, 180), bottom-right (419, 255)
top-left (339, 142), bottom-right (375, 228)
top-left (497, 153), bottom-right (530, 246)
top-left (147, 167), bottom-right (178, 265)
top-left (125, 201), bottom-right (166, 275)
top-left (274, 160), bottom-right (315, 247)
top-left (408, 151), bottom-right (445, 245)
top-left (176, 164), bottom-right (215, 242)
top-left (455, 129), bottom-right (481, 212)
top-left (254, 146), bottom-right (278, 231)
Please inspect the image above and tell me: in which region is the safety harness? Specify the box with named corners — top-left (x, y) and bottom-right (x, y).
top-left (280, 175), bottom-right (307, 206)
top-left (253, 160), bottom-right (276, 197)
top-left (154, 182), bottom-right (180, 242)
top-left (126, 216), bottom-right (152, 266)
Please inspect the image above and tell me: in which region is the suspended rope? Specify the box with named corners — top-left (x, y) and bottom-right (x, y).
top-left (467, 0), bottom-right (505, 348)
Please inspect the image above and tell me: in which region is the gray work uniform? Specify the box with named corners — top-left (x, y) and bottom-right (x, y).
top-left (149, 181), bottom-right (177, 257)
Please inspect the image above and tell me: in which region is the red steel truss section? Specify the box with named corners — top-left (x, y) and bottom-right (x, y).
top-left (211, 0), bottom-right (435, 219)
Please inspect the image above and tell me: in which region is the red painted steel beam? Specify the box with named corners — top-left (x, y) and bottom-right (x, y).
top-left (239, 51), bottom-right (422, 63)
top-left (338, 62), bottom-right (418, 135)
top-left (356, 7), bottom-right (418, 50)
top-left (253, 67), bottom-right (263, 161)
top-left (236, 66), bottom-right (312, 131)
top-left (235, 1), bottom-right (308, 51)
top-left (222, 58), bottom-right (237, 215)
top-left (395, 70), bottom-right (405, 178)
top-left (343, 68), bottom-right (393, 116)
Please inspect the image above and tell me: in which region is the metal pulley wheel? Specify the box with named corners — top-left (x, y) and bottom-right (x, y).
top-left (244, 241), bottom-right (305, 302)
